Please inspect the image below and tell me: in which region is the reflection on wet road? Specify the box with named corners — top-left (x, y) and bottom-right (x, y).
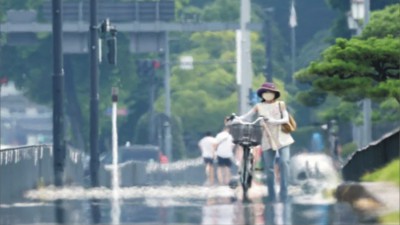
top-left (0, 152), bottom-right (363, 224)
top-left (0, 184), bottom-right (360, 225)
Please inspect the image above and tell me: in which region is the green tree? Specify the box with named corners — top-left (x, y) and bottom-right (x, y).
top-left (325, 0), bottom-right (398, 39)
top-left (297, 37), bottom-right (400, 102)
top-left (295, 4), bottom-right (400, 125)
top-left (361, 4), bottom-right (400, 39)
top-left (154, 31), bottom-right (267, 136)
top-left (201, 0), bottom-right (239, 22)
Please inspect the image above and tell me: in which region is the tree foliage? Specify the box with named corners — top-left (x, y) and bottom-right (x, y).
top-left (361, 4), bottom-right (400, 39)
top-left (298, 37), bottom-right (399, 100)
top-left (295, 4), bottom-right (400, 124)
top-left (324, 0), bottom-right (398, 40)
top-left (152, 30), bottom-right (269, 137)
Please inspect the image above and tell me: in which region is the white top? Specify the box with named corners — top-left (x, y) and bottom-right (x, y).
top-left (215, 130), bottom-right (235, 158)
top-left (240, 101), bottom-right (294, 150)
top-left (198, 136), bottom-right (217, 158)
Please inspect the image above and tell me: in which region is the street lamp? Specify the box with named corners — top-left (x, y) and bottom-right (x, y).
top-left (347, 0), bottom-right (372, 149)
top-left (348, 0), bottom-right (365, 34)
top-left (164, 32), bottom-right (172, 162)
top-left (346, 12), bottom-right (358, 30)
top-left (351, 0), bottom-right (365, 20)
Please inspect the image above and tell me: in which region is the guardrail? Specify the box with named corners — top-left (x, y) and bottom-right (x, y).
top-left (0, 143), bottom-right (207, 203)
top-left (342, 128), bottom-right (400, 181)
top-left (99, 157), bottom-right (205, 187)
top-left (0, 145), bottom-right (85, 204)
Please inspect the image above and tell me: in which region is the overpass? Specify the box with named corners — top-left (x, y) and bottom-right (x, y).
top-left (0, 1), bottom-right (262, 53)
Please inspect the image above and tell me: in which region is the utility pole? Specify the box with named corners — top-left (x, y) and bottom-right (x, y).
top-left (149, 65), bottom-right (156, 144)
top-left (264, 8), bottom-right (274, 82)
top-left (89, 1), bottom-right (102, 223)
top-left (52, 0), bottom-right (65, 222)
top-left (89, 0), bottom-right (99, 188)
top-left (164, 32), bottom-right (172, 161)
top-left (237, 0), bottom-right (253, 115)
top-left (362, 0), bottom-right (372, 147)
top-left (148, 60), bottom-right (160, 144)
top-left (52, 0), bottom-right (65, 192)
top-left (348, 0), bottom-right (371, 148)
top-left (289, 0), bottom-right (297, 83)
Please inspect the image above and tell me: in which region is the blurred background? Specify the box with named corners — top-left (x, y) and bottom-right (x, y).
top-left (1, 0), bottom-right (399, 160)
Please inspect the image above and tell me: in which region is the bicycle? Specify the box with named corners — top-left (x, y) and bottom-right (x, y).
top-left (227, 114), bottom-right (264, 201)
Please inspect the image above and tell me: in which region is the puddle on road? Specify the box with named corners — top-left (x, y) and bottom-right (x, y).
top-left (0, 185), bottom-right (362, 225)
top-left (12, 152), bottom-right (360, 225)
top-left (25, 185), bottom-right (238, 202)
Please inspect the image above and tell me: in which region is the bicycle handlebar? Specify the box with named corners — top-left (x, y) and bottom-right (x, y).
top-left (227, 113), bottom-right (265, 125)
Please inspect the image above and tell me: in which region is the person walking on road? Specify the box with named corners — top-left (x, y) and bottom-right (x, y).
top-left (310, 131), bottom-right (324, 153)
top-left (198, 131), bottom-right (217, 185)
top-left (238, 82), bottom-right (295, 201)
top-left (214, 121), bottom-right (235, 186)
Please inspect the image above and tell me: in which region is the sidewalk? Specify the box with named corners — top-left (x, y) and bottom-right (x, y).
top-left (335, 182), bottom-right (400, 218)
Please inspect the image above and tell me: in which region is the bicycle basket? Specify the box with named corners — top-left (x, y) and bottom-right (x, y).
top-left (228, 123), bottom-right (263, 146)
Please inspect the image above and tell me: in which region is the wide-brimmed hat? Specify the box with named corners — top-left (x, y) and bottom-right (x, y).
top-left (257, 82), bottom-right (280, 99)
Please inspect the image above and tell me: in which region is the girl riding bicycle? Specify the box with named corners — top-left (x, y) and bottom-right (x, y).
top-left (238, 82), bottom-right (294, 202)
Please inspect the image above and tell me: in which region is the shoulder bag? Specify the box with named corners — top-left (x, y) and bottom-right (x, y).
top-left (278, 102), bottom-right (297, 133)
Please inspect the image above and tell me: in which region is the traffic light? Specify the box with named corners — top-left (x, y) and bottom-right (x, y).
top-left (136, 59), bottom-right (149, 76)
top-left (143, 60), bottom-right (153, 76)
top-left (152, 60), bottom-right (161, 69)
top-left (107, 37), bottom-right (117, 65)
top-left (136, 59), bottom-right (161, 77)
top-left (135, 60), bottom-right (141, 75)
top-left (100, 19), bottom-right (111, 39)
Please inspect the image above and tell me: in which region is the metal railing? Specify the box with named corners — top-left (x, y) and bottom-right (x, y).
top-left (0, 145), bottom-right (85, 204)
top-left (39, 1), bottom-right (175, 22)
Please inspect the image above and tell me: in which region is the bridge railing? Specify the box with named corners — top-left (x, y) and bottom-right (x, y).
top-left (0, 145), bottom-right (85, 204)
top-left (39, 1), bottom-right (175, 22)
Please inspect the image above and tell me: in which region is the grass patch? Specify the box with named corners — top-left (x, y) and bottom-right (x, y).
top-left (362, 158), bottom-right (400, 224)
top-left (362, 158), bottom-right (400, 186)
top-left (380, 211), bottom-right (400, 224)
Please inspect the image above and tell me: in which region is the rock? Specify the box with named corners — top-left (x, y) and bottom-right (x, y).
top-left (335, 181), bottom-right (399, 217)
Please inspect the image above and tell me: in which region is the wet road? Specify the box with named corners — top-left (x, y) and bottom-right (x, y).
top-left (0, 151), bottom-right (364, 225)
top-left (0, 184), bottom-right (361, 225)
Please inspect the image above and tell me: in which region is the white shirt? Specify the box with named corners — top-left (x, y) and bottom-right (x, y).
top-left (198, 136), bottom-right (216, 158)
top-left (215, 130), bottom-right (234, 158)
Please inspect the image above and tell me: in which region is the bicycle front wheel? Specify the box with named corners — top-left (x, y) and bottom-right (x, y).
top-left (241, 147), bottom-right (253, 201)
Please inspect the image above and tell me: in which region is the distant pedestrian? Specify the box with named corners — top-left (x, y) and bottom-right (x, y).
top-left (214, 120), bottom-right (235, 185)
top-left (310, 131), bottom-right (324, 153)
top-left (331, 134), bottom-right (342, 166)
top-left (159, 152), bottom-right (169, 164)
top-left (198, 131), bottom-right (217, 185)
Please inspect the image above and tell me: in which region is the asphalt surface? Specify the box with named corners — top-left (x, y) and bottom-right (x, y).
top-left (0, 183), bottom-right (363, 225)
top-left (0, 154), bottom-right (369, 225)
